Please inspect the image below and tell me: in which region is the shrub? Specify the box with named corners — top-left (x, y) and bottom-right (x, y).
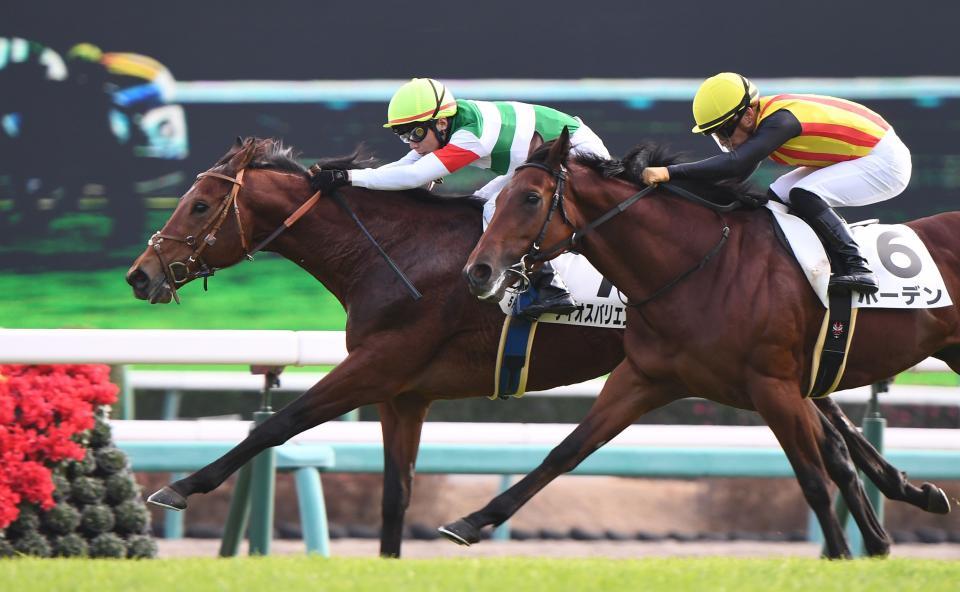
top-left (79, 504), bottom-right (115, 536)
top-left (51, 533), bottom-right (88, 557)
top-left (87, 420), bottom-right (113, 449)
top-left (114, 500), bottom-right (149, 536)
top-left (67, 451), bottom-right (98, 480)
top-left (94, 447), bottom-right (128, 476)
top-left (5, 505), bottom-right (40, 538)
top-left (126, 534), bottom-right (158, 559)
top-left (104, 472), bottom-right (137, 505)
top-left (89, 533), bottom-right (126, 558)
top-left (12, 531), bottom-right (51, 558)
top-left (51, 473), bottom-right (71, 503)
top-left (41, 503), bottom-right (81, 535)
top-left (70, 476), bottom-right (106, 505)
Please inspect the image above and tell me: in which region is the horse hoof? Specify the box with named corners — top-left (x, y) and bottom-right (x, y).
top-left (923, 482), bottom-right (951, 514)
top-left (437, 519), bottom-right (481, 546)
top-left (147, 486), bottom-right (187, 511)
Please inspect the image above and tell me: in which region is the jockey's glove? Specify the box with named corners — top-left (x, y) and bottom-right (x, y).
top-left (308, 168), bottom-right (350, 194)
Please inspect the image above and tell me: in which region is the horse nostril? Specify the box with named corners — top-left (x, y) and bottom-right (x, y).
top-left (127, 268), bottom-right (150, 290)
top-left (468, 263), bottom-right (493, 285)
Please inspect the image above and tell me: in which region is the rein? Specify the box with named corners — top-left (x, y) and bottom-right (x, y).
top-left (514, 162), bottom-right (735, 308)
top-left (149, 167), bottom-right (422, 304)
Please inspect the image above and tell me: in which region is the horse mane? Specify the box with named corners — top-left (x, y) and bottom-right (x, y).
top-left (215, 137), bottom-right (483, 210)
top-left (527, 140), bottom-right (765, 205)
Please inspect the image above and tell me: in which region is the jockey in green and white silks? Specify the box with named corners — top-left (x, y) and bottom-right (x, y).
top-left (310, 78), bottom-right (610, 320)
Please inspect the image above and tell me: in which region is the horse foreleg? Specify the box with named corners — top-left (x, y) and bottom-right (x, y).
top-left (438, 361), bottom-right (674, 546)
top-left (814, 405), bottom-right (892, 557)
top-left (148, 350), bottom-right (401, 510)
top-left (816, 397), bottom-right (950, 514)
top-left (750, 378), bottom-right (851, 559)
top-left (377, 394), bottom-right (430, 558)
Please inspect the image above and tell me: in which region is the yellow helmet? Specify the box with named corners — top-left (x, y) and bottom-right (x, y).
top-left (690, 73), bottom-right (759, 134)
top-left (383, 78), bottom-right (458, 128)
top-left (66, 42), bottom-right (103, 63)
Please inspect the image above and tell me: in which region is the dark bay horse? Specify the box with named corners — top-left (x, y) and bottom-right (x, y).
top-left (125, 138), bottom-right (624, 556)
top-left (456, 130), bottom-right (956, 558)
top-left (126, 138), bottom-right (946, 558)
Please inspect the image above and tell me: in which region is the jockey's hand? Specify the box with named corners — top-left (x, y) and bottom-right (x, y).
top-left (308, 168), bottom-right (350, 194)
top-left (641, 167), bottom-right (670, 186)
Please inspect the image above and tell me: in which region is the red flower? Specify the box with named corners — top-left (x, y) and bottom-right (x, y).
top-left (0, 364), bottom-right (118, 529)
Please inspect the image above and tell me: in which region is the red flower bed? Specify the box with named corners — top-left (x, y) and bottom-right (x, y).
top-left (0, 365), bottom-right (118, 530)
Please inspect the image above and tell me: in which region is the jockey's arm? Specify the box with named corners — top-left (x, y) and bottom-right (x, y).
top-left (378, 149), bottom-right (422, 169)
top-left (667, 110), bottom-right (801, 182)
top-left (350, 141), bottom-right (481, 191)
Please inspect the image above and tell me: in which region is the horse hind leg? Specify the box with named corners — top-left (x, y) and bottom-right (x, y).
top-left (438, 361), bottom-right (676, 546)
top-left (815, 405), bottom-right (892, 557)
top-left (815, 397), bottom-right (950, 514)
top-left (750, 379), bottom-right (852, 559)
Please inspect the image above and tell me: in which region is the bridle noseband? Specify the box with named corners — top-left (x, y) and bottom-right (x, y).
top-left (148, 169), bottom-right (253, 304)
top-left (509, 162), bottom-right (733, 308)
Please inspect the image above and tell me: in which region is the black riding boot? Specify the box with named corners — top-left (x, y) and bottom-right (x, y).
top-left (517, 261), bottom-right (579, 321)
top-left (807, 208), bottom-right (879, 294)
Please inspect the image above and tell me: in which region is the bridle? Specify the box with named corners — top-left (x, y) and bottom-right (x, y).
top-left (148, 169), bottom-right (252, 304)
top-left (508, 161), bottom-right (733, 308)
top-left (147, 163), bottom-right (422, 304)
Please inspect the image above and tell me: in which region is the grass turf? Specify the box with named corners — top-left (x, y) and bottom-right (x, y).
top-left (0, 557), bottom-right (957, 592)
top-left (0, 256), bottom-right (346, 330)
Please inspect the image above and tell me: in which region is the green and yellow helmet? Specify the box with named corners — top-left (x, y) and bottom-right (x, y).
top-left (690, 72), bottom-right (759, 134)
top-left (383, 78), bottom-right (457, 128)
top-left (66, 42), bottom-right (103, 63)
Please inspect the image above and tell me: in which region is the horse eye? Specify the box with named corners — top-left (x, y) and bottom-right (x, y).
top-left (525, 192), bottom-right (542, 205)
top-left (191, 201), bottom-right (210, 214)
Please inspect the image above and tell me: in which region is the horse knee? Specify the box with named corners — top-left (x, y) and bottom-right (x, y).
top-left (542, 439), bottom-right (592, 474)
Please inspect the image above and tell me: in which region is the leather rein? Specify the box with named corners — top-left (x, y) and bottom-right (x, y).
top-left (512, 161), bottom-right (734, 308)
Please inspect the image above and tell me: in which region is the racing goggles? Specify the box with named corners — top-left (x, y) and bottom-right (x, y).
top-left (711, 110), bottom-right (745, 140)
top-left (392, 121), bottom-right (434, 144)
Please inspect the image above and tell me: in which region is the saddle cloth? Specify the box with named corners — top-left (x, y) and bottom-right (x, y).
top-left (767, 201), bottom-right (953, 310)
top-left (497, 251), bottom-right (627, 329)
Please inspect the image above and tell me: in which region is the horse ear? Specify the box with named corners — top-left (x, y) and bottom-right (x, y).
top-left (229, 137), bottom-right (258, 171)
top-left (546, 126), bottom-right (572, 169)
top-left (234, 136), bottom-right (244, 147)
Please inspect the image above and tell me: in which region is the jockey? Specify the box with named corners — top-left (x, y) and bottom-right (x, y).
top-left (641, 73), bottom-right (912, 295)
top-left (310, 77), bottom-right (611, 319)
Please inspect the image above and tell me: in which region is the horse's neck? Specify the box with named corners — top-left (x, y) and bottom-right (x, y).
top-left (263, 187), bottom-right (480, 306)
top-left (574, 186), bottom-right (731, 309)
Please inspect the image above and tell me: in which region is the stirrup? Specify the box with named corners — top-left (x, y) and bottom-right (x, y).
top-left (829, 273), bottom-right (879, 295)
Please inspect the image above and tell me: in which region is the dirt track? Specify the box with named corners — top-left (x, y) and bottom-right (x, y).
top-left (156, 538), bottom-right (960, 560)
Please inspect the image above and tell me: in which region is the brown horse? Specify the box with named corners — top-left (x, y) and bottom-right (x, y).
top-left (126, 138), bottom-right (945, 558)
top-left (454, 129), bottom-right (956, 558)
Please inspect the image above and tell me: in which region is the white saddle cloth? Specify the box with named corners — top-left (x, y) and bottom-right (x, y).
top-left (767, 201), bottom-right (952, 309)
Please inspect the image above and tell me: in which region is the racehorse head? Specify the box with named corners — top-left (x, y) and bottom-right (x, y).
top-left (125, 137), bottom-right (302, 303)
top-left (463, 128), bottom-right (583, 301)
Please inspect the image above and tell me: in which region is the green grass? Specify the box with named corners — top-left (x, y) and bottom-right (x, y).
top-left (895, 371), bottom-right (960, 386)
top-left (0, 256), bottom-right (346, 330)
top-left (0, 557), bottom-right (957, 592)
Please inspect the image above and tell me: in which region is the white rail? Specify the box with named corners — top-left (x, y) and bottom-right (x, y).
top-left (1, 328), bottom-right (956, 406)
top-left (110, 420), bottom-right (960, 451)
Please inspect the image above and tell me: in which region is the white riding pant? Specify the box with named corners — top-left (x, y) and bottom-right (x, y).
top-left (770, 129), bottom-right (912, 207)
